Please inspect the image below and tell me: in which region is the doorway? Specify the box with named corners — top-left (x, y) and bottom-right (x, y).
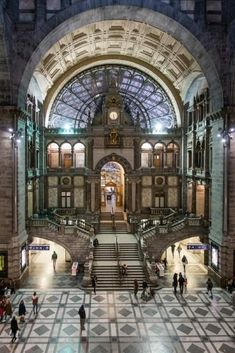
top-left (100, 161), bottom-right (124, 212)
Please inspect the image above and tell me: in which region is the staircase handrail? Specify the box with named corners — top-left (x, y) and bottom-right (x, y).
top-left (28, 216), bottom-right (92, 240)
top-left (136, 232), bottom-right (158, 285)
top-left (82, 245), bottom-right (93, 287)
top-left (140, 216), bottom-right (206, 240)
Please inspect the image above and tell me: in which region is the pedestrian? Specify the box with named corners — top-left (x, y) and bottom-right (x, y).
top-left (178, 272), bottom-right (185, 295)
top-left (0, 298), bottom-right (5, 322)
top-left (206, 278), bottom-right (213, 298)
top-left (177, 244), bottom-right (182, 257)
top-left (10, 316), bottom-right (19, 343)
top-left (10, 279), bottom-right (15, 295)
top-left (78, 304), bottom-right (86, 333)
top-left (32, 291), bottom-right (39, 315)
top-left (182, 255), bottom-right (188, 272)
top-left (162, 257), bottom-right (168, 269)
top-left (18, 299), bottom-right (26, 322)
top-left (91, 275), bottom-right (97, 294)
top-left (122, 264), bottom-right (128, 276)
top-left (134, 279), bottom-right (139, 297)
top-left (171, 244), bottom-right (176, 257)
top-left (141, 280), bottom-right (148, 299)
top-left (51, 251), bottom-right (58, 271)
top-left (172, 273), bottom-right (178, 295)
top-left (4, 297), bottom-right (13, 321)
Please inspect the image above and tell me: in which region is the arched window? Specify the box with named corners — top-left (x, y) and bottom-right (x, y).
top-left (153, 143), bottom-right (165, 169)
top-left (61, 142), bottom-right (72, 168)
top-left (166, 142), bottom-right (180, 168)
top-left (74, 142), bottom-right (85, 167)
top-left (47, 142), bottom-right (59, 168)
top-left (141, 142), bottom-right (152, 167)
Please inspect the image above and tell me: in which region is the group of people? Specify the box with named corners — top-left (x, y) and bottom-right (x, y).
top-left (0, 291), bottom-right (39, 343)
top-left (172, 272), bottom-right (188, 295)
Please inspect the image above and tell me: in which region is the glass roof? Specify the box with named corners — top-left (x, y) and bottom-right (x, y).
top-left (48, 65), bottom-right (177, 129)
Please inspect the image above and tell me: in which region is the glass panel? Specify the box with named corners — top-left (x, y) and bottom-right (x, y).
top-left (48, 65), bottom-right (177, 129)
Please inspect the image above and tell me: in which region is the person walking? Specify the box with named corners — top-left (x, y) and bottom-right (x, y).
top-left (51, 251), bottom-right (58, 271)
top-left (32, 291), bottom-right (39, 315)
top-left (78, 304), bottom-right (86, 333)
top-left (206, 278), bottom-right (213, 298)
top-left (10, 316), bottom-right (19, 343)
top-left (172, 273), bottom-right (178, 295)
top-left (134, 279), bottom-right (139, 298)
top-left (162, 257), bottom-right (168, 269)
top-left (178, 272), bottom-right (185, 295)
top-left (177, 244), bottom-right (182, 257)
top-left (141, 280), bottom-right (148, 299)
top-left (4, 297), bottom-right (13, 322)
top-left (18, 299), bottom-right (26, 322)
top-left (171, 244), bottom-right (176, 258)
top-left (182, 255), bottom-right (188, 272)
top-left (91, 275), bottom-right (97, 295)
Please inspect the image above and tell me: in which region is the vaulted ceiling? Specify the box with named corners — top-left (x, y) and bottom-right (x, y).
top-left (29, 20), bottom-right (205, 128)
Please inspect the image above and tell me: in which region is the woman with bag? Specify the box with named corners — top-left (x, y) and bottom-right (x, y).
top-left (10, 316), bottom-right (19, 343)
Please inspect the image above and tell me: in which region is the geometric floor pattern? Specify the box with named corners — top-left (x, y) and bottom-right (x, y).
top-left (0, 288), bottom-right (234, 353)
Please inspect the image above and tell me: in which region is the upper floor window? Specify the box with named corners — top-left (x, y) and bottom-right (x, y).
top-left (47, 142), bottom-right (59, 168)
top-left (166, 143), bottom-right (180, 168)
top-left (74, 142), bottom-right (85, 167)
top-left (61, 142), bottom-right (72, 168)
top-left (141, 142), bottom-right (152, 167)
top-left (153, 143), bottom-right (165, 169)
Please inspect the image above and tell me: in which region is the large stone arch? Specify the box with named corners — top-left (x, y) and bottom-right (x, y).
top-left (145, 226), bottom-right (208, 261)
top-left (28, 226), bottom-right (91, 262)
top-left (17, 3), bottom-right (223, 112)
top-left (95, 153), bottom-right (132, 174)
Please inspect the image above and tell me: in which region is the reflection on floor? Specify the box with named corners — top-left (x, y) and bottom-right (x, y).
top-left (0, 288), bottom-right (234, 353)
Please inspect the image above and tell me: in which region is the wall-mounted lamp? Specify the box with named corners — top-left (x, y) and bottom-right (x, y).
top-left (9, 128), bottom-right (24, 145)
top-left (217, 127), bottom-right (234, 146)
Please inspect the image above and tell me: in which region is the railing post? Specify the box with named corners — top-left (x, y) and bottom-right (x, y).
top-left (82, 257), bottom-right (91, 287)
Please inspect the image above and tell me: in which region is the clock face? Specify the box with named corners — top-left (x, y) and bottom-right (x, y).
top-left (109, 111), bottom-right (118, 120)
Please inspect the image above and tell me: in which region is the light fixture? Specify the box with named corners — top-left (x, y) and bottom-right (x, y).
top-left (9, 128), bottom-right (24, 146)
top-left (217, 127), bottom-right (234, 146)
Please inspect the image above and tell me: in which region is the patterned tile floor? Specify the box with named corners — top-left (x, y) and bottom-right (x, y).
top-left (0, 288), bottom-right (234, 353)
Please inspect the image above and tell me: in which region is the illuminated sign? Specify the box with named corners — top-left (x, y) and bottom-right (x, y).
top-left (28, 245), bottom-right (50, 251)
top-left (187, 244), bottom-right (209, 250)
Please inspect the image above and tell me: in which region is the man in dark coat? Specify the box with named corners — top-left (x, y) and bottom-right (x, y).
top-left (10, 316), bottom-right (19, 342)
top-left (78, 304), bottom-right (86, 333)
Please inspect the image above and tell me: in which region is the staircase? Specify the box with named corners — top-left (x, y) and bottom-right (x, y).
top-left (91, 218), bottom-right (148, 290)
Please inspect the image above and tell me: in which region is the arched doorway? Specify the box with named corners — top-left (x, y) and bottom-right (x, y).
top-left (100, 162), bottom-right (125, 213)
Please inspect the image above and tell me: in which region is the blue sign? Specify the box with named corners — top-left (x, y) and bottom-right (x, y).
top-left (187, 244), bottom-right (209, 250)
top-left (28, 245), bottom-right (50, 251)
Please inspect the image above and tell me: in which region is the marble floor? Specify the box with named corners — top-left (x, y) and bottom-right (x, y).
top-left (6, 235), bottom-right (233, 352)
top-left (0, 287), bottom-right (234, 353)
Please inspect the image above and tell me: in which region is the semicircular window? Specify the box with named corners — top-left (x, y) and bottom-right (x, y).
top-left (48, 65), bottom-right (177, 129)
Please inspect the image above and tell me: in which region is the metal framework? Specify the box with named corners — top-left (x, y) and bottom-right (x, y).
top-left (48, 65), bottom-right (177, 129)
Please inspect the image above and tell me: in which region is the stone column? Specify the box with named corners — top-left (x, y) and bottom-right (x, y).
top-left (204, 183), bottom-right (210, 220)
top-left (86, 180), bottom-right (91, 212)
top-left (0, 107), bottom-right (28, 282)
top-left (91, 180), bottom-right (96, 213)
top-left (191, 180), bottom-right (197, 214)
top-left (132, 180), bottom-right (136, 212)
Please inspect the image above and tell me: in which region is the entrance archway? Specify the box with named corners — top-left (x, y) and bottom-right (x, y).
top-left (100, 161), bottom-right (125, 213)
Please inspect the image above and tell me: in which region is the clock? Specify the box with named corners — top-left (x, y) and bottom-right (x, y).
top-left (109, 111), bottom-right (118, 120)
